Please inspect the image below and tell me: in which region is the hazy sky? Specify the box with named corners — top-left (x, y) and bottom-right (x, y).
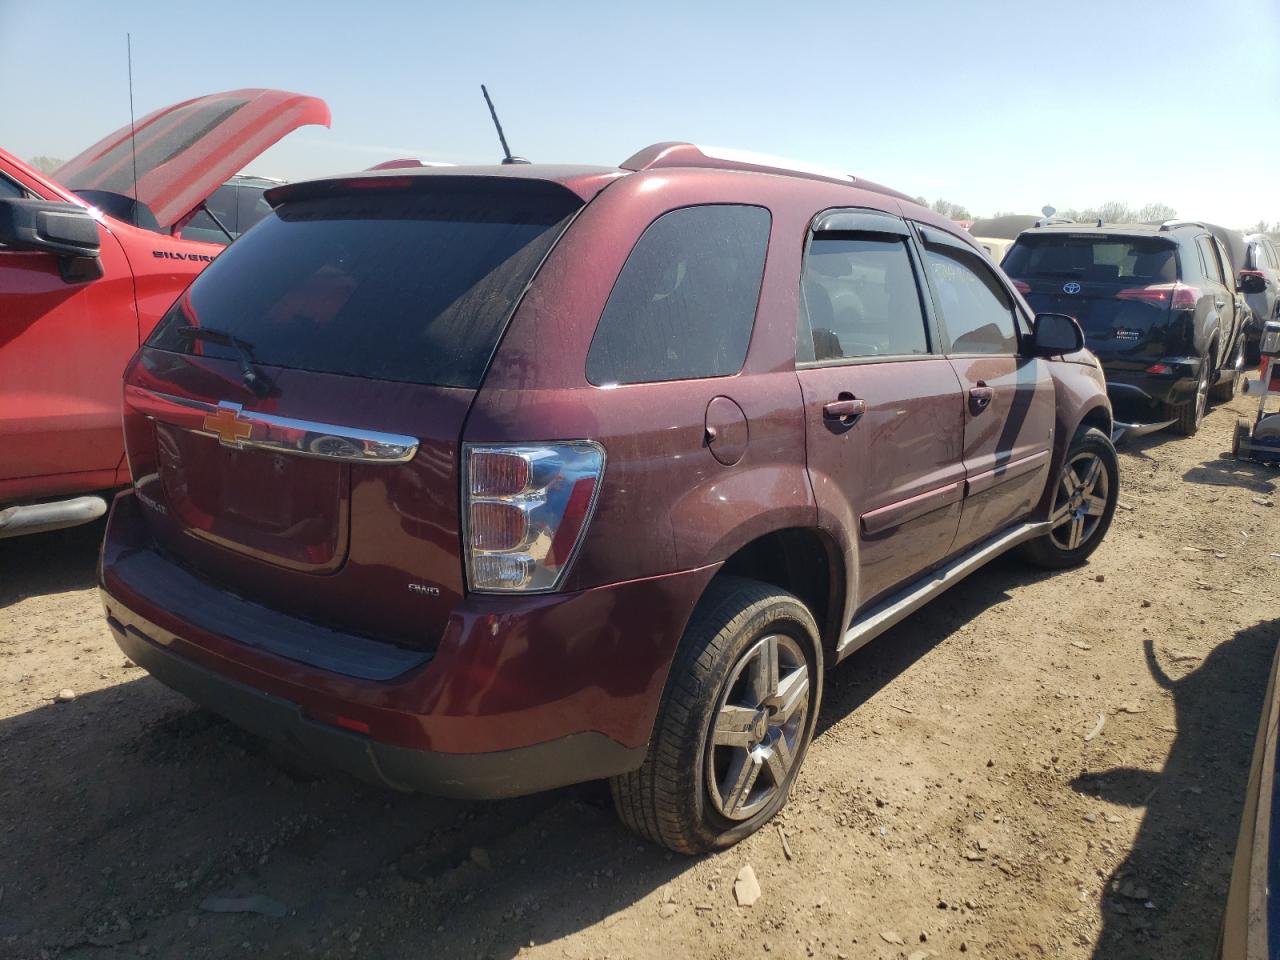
top-left (2, 0), bottom-right (1277, 227)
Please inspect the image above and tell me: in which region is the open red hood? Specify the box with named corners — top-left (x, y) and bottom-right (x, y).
top-left (53, 88), bottom-right (330, 229)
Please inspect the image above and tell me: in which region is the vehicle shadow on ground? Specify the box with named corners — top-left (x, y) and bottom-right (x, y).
top-left (1182, 456), bottom-right (1277, 495)
top-left (0, 676), bottom-right (692, 959)
top-left (0, 554), bottom-right (1057, 960)
top-left (0, 518), bottom-right (105, 608)
top-left (1073, 618), bottom-right (1280, 959)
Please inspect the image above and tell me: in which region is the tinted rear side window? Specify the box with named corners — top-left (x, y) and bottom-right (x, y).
top-left (148, 183), bottom-right (581, 388)
top-left (800, 236), bottom-right (929, 361)
top-left (585, 204), bottom-right (770, 385)
top-left (1004, 235), bottom-right (1178, 283)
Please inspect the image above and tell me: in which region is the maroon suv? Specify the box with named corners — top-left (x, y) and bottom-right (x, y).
top-left (99, 143), bottom-right (1118, 853)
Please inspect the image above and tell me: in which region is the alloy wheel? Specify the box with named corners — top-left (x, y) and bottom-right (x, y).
top-left (1049, 451), bottom-right (1110, 551)
top-left (705, 633), bottom-right (810, 821)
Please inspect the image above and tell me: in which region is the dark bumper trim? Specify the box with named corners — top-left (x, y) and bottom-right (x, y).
top-left (106, 610), bottom-right (645, 799)
top-left (111, 545), bottom-right (429, 682)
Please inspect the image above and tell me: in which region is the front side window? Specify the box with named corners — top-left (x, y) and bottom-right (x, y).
top-left (924, 246), bottom-right (1019, 355)
top-left (585, 204), bottom-right (770, 385)
top-left (799, 235), bottom-right (929, 361)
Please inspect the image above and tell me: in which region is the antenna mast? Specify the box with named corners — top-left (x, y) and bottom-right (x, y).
top-left (480, 84), bottom-right (529, 165)
top-left (127, 33), bottom-right (139, 226)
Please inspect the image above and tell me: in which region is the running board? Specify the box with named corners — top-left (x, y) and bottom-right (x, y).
top-left (0, 495), bottom-right (107, 539)
top-left (1112, 419), bottom-right (1175, 443)
top-left (835, 521), bottom-right (1051, 661)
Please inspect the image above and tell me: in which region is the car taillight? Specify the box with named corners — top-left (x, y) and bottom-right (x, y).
top-left (464, 442), bottom-right (606, 593)
top-left (1011, 279), bottom-right (1031, 294)
top-left (1115, 282), bottom-right (1199, 310)
top-left (1145, 363), bottom-right (1171, 374)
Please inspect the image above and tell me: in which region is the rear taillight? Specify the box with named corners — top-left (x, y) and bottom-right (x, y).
top-left (463, 442), bottom-right (606, 593)
top-left (1011, 279), bottom-right (1031, 294)
top-left (1115, 282), bottom-right (1199, 310)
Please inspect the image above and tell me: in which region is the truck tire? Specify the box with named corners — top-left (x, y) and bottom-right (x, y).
top-left (1021, 427), bottom-right (1119, 569)
top-left (610, 576), bottom-right (822, 854)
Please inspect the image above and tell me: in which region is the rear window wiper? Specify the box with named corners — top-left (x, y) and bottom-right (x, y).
top-left (175, 325), bottom-right (273, 398)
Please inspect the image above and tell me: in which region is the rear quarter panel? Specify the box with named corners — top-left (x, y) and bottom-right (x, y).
top-left (466, 171), bottom-right (900, 591)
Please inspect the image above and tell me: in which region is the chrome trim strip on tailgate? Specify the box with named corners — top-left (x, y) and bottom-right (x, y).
top-left (126, 387), bottom-right (418, 464)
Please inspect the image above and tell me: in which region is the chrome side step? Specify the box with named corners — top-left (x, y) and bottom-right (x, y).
top-left (1112, 419), bottom-right (1175, 443)
top-left (0, 495), bottom-right (107, 539)
top-left (835, 521), bottom-right (1051, 661)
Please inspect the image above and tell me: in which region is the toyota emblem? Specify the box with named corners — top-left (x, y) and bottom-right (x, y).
top-left (1062, 281), bottom-right (1082, 295)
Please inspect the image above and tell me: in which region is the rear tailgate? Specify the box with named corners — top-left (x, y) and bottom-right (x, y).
top-left (122, 177), bottom-right (585, 650)
top-left (1006, 232), bottom-right (1179, 366)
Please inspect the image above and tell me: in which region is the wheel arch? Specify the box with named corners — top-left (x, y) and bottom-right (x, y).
top-left (710, 526), bottom-right (846, 666)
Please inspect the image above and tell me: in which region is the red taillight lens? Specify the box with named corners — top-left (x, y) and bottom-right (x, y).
top-left (1146, 363), bottom-right (1171, 374)
top-left (469, 451), bottom-right (531, 497)
top-left (469, 501), bottom-right (529, 551)
top-left (1115, 282), bottom-right (1198, 309)
top-left (1011, 279), bottom-right (1031, 294)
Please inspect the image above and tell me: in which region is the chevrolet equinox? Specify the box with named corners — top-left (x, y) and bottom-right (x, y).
top-left (100, 142), bottom-right (1118, 853)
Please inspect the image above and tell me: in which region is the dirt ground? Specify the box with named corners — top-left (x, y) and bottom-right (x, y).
top-left (2, 393), bottom-right (1278, 960)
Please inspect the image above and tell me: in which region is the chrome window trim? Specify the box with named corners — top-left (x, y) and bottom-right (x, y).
top-left (131, 389), bottom-right (418, 464)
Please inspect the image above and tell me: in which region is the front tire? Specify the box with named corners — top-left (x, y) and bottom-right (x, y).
top-left (610, 576), bottom-right (822, 854)
top-left (1021, 427), bottom-right (1119, 569)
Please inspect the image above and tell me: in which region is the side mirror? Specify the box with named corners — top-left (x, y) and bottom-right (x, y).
top-left (1239, 271), bottom-right (1268, 295)
top-left (0, 197), bottom-right (103, 283)
top-left (1030, 312), bottom-right (1085, 356)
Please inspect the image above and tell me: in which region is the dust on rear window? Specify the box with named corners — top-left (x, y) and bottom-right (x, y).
top-left (147, 184), bottom-right (581, 389)
top-left (1004, 235), bottom-right (1178, 283)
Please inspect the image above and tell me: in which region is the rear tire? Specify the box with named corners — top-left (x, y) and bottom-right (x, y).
top-left (1170, 354), bottom-right (1213, 436)
top-left (1210, 339), bottom-right (1244, 403)
top-left (1021, 427), bottom-right (1119, 569)
top-left (610, 576), bottom-right (822, 854)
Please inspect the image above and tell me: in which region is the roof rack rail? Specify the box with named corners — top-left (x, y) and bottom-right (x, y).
top-left (618, 142), bottom-right (918, 203)
top-left (1159, 219), bottom-right (1209, 232)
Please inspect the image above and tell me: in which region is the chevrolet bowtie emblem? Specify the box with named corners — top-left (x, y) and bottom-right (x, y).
top-left (203, 404), bottom-right (253, 447)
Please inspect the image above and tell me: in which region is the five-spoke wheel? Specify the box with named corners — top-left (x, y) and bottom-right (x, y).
top-left (706, 633), bottom-right (810, 821)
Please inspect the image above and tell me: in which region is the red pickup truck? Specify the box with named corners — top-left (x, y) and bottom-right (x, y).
top-left (0, 88), bottom-right (328, 538)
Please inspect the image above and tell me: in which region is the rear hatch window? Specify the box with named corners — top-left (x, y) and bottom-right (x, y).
top-left (148, 181), bottom-right (582, 387)
top-left (1003, 234), bottom-right (1177, 284)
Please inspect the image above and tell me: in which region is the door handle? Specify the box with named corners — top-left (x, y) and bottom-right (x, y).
top-left (969, 385), bottom-right (994, 411)
top-left (1215, 298), bottom-right (1225, 309)
top-left (822, 397), bottom-right (866, 423)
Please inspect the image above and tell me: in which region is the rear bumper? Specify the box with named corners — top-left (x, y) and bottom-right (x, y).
top-left (1104, 357), bottom-right (1203, 414)
top-left (105, 615), bottom-right (642, 798)
top-left (100, 491), bottom-right (719, 798)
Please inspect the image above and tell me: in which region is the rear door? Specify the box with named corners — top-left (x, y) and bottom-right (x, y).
top-left (795, 209), bottom-right (965, 610)
top-left (1208, 235), bottom-right (1241, 358)
top-left (915, 225), bottom-right (1055, 555)
top-left (123, 178), bottom-right (583, 648)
